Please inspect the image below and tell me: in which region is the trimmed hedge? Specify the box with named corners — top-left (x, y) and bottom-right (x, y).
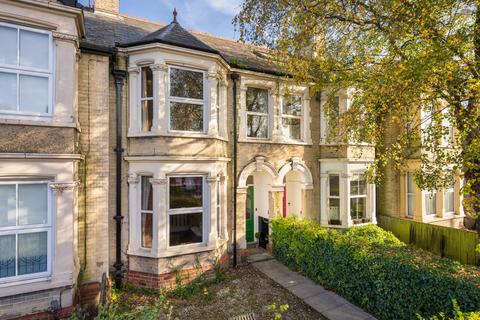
top-left (271, 217), bottom-right (480, 320)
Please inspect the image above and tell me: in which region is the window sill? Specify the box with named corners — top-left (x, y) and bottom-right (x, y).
top-left (0, 117), bottom-right (76, 128)
top-left (127, 239), bottom-right (227, 259)
top-left (0, 275), bottom-right (52, 289)
top-left (128, 131), bottom-right (228, 141)
top-left (239, 138), bottom-right (312, 146)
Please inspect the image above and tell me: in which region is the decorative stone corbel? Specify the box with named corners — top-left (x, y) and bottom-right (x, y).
top-left (150, 178), bottom-right (167, 185)
top-left (127, 174), bottom-right (139, 185)
top-left (151, 64), bottom-right (168, 72)
top-left (50, 182), bottom-right (78, 194)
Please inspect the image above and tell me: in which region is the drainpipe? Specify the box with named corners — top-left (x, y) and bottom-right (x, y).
top-left (112, 58), bottom-right (126, 289)
top-left (230, 72), bottom-right (240, 267)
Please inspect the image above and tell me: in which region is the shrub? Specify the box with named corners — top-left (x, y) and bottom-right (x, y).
top-left (271, 217), bottom-right (480, 320)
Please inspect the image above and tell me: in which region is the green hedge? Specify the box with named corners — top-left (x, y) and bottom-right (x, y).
top-left (271, 217), bottom-right (480, 320)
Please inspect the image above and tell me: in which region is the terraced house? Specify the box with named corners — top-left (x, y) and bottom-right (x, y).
top-left (0, 0), bottom-right (464, 319)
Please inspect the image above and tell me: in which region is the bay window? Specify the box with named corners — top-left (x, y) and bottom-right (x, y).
top-left (168, 176), bottom-right (204, 246)
top-left (246, 87), bottom-right (269, 138)
top-left (350, 174), bottom-right (367, 224)
top-left (140, 176), bottom-right (153, 248)
top-left (0, 181), bottom-right (51, 282)
top-left (169, 67), bottom-right (205, 132)
top-left (406, 172), bottom-right (415, 218)
top-left (328, 174), bottom-right (341, 225)
top-left (0, 23), bottom-right (52, 116)
top-left (282, 95), bottom-right (302, 140)
top-left (140, 66), bottom-right (153, 132)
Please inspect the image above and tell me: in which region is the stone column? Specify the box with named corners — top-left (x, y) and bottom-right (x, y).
top-left (238, 87), bottom-right (248, 140)
top-left (303, 97), bottom-right (312, 144)
top-left (207, 176), bottom-right (219, 246)
top-left (269, 187), bottom-right (284, 219)
top-left (236, 188), bottom-right (248, 249)
top-left (127, 174), bottom-right (140, 251)
top-left (369, 183), bottom-right (377, 224)
top-left (301, 188), bottom-right (313, 220)
top-left (414, 188), bottom-right (424, 222)
top-left (342, 173), bottom-right (351, 227)
top-left (208, 72), bottom-right (218, 136)
top-left (319, 173), bottom-right (329, 226)
top-left (151, 177), bottom-right (167, 254)
top-left (436, 187), bottom-right (444, 218)
top-left (127, 67), bottom-right (140, 133)
top-left (271, 88), bottom-right (282, 142)
top-left (151, 63), bottom-right (168, 134)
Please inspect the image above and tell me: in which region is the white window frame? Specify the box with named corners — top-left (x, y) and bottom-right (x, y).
top-left (281, 95), bottom-right (303, 141)
top-left (139, 175), bottom-right (153, 249)
top-left (425, 189), bottom-right (437, 216)
top-left (0, 22), bottom-right (54, 117)
top-left (138, 66), bottom-right (154, 133)
top-left (406, 172), bottom-right (415, 218)
top-left (349, 173), bottom-right (368, 223)
top-left (246, 87), bottom-right (270, 139)
top-left (327, 173), bottom-right (341, 225)
top-left (167, 65), bottom-right (207, 133)
top-left (0, 180), bottom-right (52, 284)
top-left (167, 174), bottom-right (206, 248)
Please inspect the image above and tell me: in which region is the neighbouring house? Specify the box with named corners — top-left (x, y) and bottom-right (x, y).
top-left (0, 0), bottom-right (463, 319)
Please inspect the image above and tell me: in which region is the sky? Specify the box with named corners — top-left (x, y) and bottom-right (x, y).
top-left (119, 0), bottom-right (244, 39)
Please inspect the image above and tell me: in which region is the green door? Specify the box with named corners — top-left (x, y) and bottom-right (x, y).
top-left (245, 186), bottom-right (254, 243)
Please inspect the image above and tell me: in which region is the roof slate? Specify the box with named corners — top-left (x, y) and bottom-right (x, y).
top-left (82, 12), bottom-right (281, 75)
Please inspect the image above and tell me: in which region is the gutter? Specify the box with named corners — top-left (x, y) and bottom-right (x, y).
top-left (230, 72), bottom-right (240, 267)
top-left (112, 54), bottom-right (127, 289)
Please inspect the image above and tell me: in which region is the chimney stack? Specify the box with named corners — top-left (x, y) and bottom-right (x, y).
top-left (94, 0), bottom-right (119, 15)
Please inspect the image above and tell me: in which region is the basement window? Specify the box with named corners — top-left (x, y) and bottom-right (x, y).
top-left (140, 176), bottom-right (153, 248)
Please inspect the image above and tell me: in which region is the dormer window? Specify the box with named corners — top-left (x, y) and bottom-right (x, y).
top-left (246, 87), bottom-right (269, 138)
top-left (0, 23), bottom-right (52, 116)
top-left (282, 95), bottom-right (302, 140)
top-left (140, 66), bottom-right (153, 132)
top-left (169, 66), bottom-right (205, 133)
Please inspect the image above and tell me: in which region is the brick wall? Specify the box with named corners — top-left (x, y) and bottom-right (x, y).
top-left (77, 53), bottom-right (111, 284)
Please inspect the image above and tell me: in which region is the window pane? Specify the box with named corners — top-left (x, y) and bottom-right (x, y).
top-left (425, 192), bottom-right (436, 215)
top-left (407, 195), bottom-right (415, 217)
top-left (350, 197), bottom-right (366, 220)
top-left (170, 68), bottom-right (203, 99)
top-left (0, 72), bottom-right (17, 111)
top-left (169, 212), bottom-right (203, 246)
top-left (283, 96), bottom-right (302, 116)
top-left (141, 67), bottom-right (153, 98)
top-left (445, 191), bottom-right (454, 213)
top-left (18, 232), bottom-right (47, 275)
top-left (0, 185), bottom-right (16, 227)
top-left (170, 102), bottom-right (203, 132)
top-left (407, 173), bottom-right (415, 193)
top-left (328, 198), bottom-right (340, 224)
top-left (141, 176), bottom-right (152, 211)
top-left (19, 75), bottom-right (49, 113)
top-left (0, 235), bottom-right (16, 278)
top-left (350, 175), bottom-right (366, 196)
top-left (169, 177), bottom-right (203, 209)
top-left (18, 184), bottom-right (47, 226)
top-left (329, 175), bottom-right (340, 197)
top-left (246, 87), bottom-right (268, 113)
top-left (0, 25), bottom-right (17, 65)
top-left (19, 30), bottom-right (49, 70)
top-left (141, 100), bottom-right (153, 132)
top-left (247, 114), bottom-right (268, 138)
top-left (282, 118), bottom-right (301, 140)
top-left (141, 212), bottom-right (153, 248)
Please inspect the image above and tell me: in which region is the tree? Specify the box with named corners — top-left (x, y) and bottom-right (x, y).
top-left (235, 0), bottom-right (480, 224)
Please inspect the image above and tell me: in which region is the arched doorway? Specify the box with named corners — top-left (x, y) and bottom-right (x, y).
top-left (277, 157), bottom-right (314, 219)
top-left (238, 156), bottom-right (278, 248)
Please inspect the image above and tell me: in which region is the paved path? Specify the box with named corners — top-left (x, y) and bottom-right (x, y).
top-left (248, 252), bottom-right (377, 320)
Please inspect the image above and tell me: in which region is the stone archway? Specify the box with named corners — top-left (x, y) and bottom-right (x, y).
top-left (276, 157), bottom-right (314, 219)
top-left (236, 156), bottom-right (279, 249)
